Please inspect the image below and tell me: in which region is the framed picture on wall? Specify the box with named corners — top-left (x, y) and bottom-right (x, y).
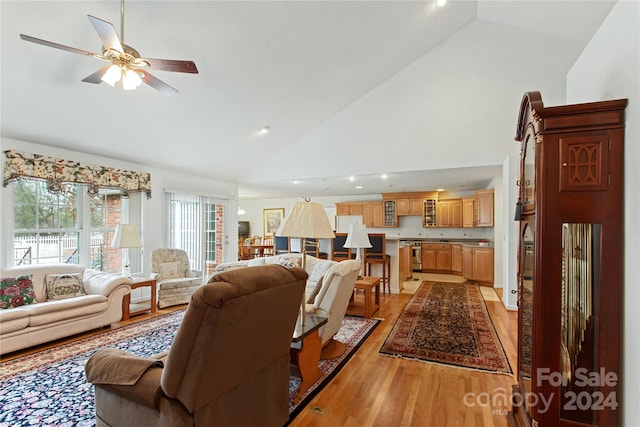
top-left (263, 208), bottom-right (285, 236)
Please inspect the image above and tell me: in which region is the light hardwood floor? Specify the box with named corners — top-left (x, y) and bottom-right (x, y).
top-left (2, 274), bottom-right (518, 427)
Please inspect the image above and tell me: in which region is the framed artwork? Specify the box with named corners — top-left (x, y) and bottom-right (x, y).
top-left (263, 208), bottom-right (285, 236)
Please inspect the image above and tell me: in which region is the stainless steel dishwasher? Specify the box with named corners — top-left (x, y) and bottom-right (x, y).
top-left (411, 241), bottom-right (422, 271)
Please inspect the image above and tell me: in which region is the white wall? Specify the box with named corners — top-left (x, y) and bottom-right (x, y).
top-left (0, 138), bottom-right (240, 271)
top-left (247, 19), bottom-right (576, 183)
top-left (566, 1), bottom-right (639, 424)
top-left (502, 154), bottom-right (520, 310)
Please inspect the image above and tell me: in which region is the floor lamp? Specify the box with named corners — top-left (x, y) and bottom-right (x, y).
top-left (276, 198), bottom-right (335, 325)
top-left (343, 223), bottom-right (371, 279)
top-left (111, 224), bottom-right (142, 277)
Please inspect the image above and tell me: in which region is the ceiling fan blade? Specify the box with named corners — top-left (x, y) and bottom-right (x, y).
top-left (143, 58), bottom-right (199, 74)
top-left (87, 15), bottom-right (123, 53)
top-left (20, 34), bottom-right (99, 58)
top-left (81, 65), bottom-right (112, 84)
top-left (141, 71), bottom-right (178, 96)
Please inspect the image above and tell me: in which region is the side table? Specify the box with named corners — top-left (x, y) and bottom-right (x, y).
top-left (346, 276), bottom-right (380, 319)
top-left (290, 314), bottom-right (328, 403)
top-left (122, 277), bottom-right (157, 320)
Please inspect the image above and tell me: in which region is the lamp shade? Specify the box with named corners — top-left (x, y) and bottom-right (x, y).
top-left (344, 224), bottom-right (372, 249)
top-left (111, 224), bottom-right (142, 249)
top-left (276, 200), bottom-right (335, 239)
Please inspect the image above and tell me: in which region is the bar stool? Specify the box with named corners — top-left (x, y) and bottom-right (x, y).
top-left (364, 233), bottom-right (391, 293)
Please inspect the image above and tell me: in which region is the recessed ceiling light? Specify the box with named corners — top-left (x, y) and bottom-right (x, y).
top-left (381, 174), bottom-right (388, 179)
top-left (349, 176), bottom-right (355, 182)
top-left (437, 188), bottom-right (445, 192)
top-left (293, 180), bottom-right (301, 184)
top-left (355, 185), bottom-right (363, 189)
top-left (436, 0), bottom-right (447, 7)
top-left (257, 126), bottom-right (270, 135)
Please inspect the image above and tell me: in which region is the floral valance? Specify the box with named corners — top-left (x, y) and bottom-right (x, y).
top-left (3, 150), bottom-right (152, 198)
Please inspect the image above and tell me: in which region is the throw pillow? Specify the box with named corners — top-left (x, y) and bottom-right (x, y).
top-left (0, 274), bottom-right (36, 309)
top-left (277, 257), bottom-right (302, 269)
top-left (46, 273), bottom-right (86, 301)
top-left (159, 261), bottom-right (181, 279)
top-left (306, 276), bottom-right (324, 304)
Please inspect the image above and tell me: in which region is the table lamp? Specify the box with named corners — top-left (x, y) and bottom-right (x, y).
top-left (276, 198), bottom-right (335, 324)
top-left (111, 224), bottom-right (142, 277)
top-left (343, 223), bottom-right (372, 278)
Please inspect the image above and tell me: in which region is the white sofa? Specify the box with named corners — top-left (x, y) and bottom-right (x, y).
top-left (0, 264), bottom-right (132, 355)
top-left (216, 254), bottom-right (360, 349)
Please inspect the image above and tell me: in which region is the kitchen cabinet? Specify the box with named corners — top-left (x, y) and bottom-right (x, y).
top-left (462, 198), bottom-right (475, 227)
top-left (336, 202), bottom-right (382, 227)
top-left (422, 198), bottom-right (437, 227)
top-left (399, 245), bottom-right (412, 282)
top-left (383, 200), bottom-right (397, 227)
top-left (462, 246), bottom-right (494, 283)
top-left (451, 244), bottom-right (462, 274)
top-left (436, 199), bottom-right (463, 228)
top-left (336, 203), bottom-right (363, 216)
top-left (396, 198), bottom-right (409, 215)
top-left (474, 190), bottom-right (494, 227)
top-left (397, 197), bottom-right (423, 215)
top-left (363, 202), bottom-right (383, 228)
top-left (421, 243), bottom-right (451, 272)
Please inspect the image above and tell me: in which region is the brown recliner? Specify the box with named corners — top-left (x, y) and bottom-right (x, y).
top-left (85, 265), bottom-right (307, 427)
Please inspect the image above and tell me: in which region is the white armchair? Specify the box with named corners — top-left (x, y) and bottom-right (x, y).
top-left (304, 259), bottom-right (360, 358)
top-left (151, 248), bottom-right (202, 309)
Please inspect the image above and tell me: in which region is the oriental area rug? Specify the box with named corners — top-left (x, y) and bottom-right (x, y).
top-left (380, 281), bottom-right (511, 375)
top-left (0, 310), bottom-right (379, 426)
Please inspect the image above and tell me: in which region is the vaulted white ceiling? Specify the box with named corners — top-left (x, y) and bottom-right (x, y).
top-left (0, 1), bottom-right (615, 199)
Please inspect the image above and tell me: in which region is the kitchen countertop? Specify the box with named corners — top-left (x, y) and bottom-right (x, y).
top-left (395, 238), bottom-right (493, 248)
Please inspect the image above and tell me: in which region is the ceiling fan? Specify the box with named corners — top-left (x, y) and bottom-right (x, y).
top-left (19, 0), bottom-right (198, 96)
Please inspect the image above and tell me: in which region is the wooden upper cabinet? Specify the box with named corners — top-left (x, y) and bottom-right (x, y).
top-left (462, 198), bottom-right (475, 227)
top-left (436, 199), bottom-right (462, 228)
top-left (396, 198), bottom-right (410, 215)
top-left (436, 201), bottom-right (451, 227)
top-left (364, 202), bottom-right (383, 228)
top-left (409, 198), bottom-right (423, 215)
top-left (474, 190), bottom-right (494, 227)
top-left (337, 202), bottom-right (383, 228)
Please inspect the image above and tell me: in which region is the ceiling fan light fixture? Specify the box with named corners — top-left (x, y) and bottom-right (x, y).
top-left (101, 64), bottom-right (122, 86)
top-left (122, 68), bottom-right (142, 90)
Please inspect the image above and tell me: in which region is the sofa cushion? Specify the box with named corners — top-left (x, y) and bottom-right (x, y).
top-left (24, 294), bottom-right (109, 326)
top-left (159, 262), bottom-right (181, 279)
top-left (306, 276), bottom-right (324, 304)
top-left (46, 273), bottom-right (86, 301)
top-left (0, 308), bottom-right (30, 334)
top-left (247, 258), bottom-right (266, 267)
top-left (0, 274), bottom-right (36, 309)
top-left (276, 257), bottom-right (302, 269)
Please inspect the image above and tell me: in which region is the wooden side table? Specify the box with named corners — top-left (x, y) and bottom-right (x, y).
top-left (290, 314), bottom-right (328, 403)
top-left (346, 276), bottom-right (380, 318)
top-left (122, 277), bottom-right (157, 320)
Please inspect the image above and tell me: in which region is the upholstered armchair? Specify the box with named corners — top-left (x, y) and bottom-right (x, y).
top-left (86, 265), bottom-right (307, 427)
top-left (304, 259), bottom-right (360, 357)
top-left (151, 248), bottom-right (202, 309)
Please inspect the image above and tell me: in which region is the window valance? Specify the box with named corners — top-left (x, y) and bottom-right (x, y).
top-left (3, 149), bottom-right (152, 198)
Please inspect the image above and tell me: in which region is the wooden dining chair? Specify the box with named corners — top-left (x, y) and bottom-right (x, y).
top-left (364, 233), bottom-right (390, 293)
top-left (331, 233), bottom-right (352, 262)
top-left (274, 235), bottom-right (291, 254)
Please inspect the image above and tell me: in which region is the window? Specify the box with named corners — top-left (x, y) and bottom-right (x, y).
top-left (13, 180), bottom-right (80, 265)
top-left (10, 180), bottom-right (140, 272)
top-left (167, 192), bottom-right (226, 275)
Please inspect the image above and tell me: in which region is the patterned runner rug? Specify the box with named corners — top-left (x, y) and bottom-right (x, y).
top-left (380, 281), bottom-right (511, 374)
top-left (0, 311), bottom-right (379, 426)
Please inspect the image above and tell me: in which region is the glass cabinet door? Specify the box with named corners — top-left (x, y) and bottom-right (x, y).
top-left (518, 222), bottom-right (534, 403)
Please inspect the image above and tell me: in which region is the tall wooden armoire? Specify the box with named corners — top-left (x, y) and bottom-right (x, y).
top-left (508, 92), bottom-right (627, 427)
